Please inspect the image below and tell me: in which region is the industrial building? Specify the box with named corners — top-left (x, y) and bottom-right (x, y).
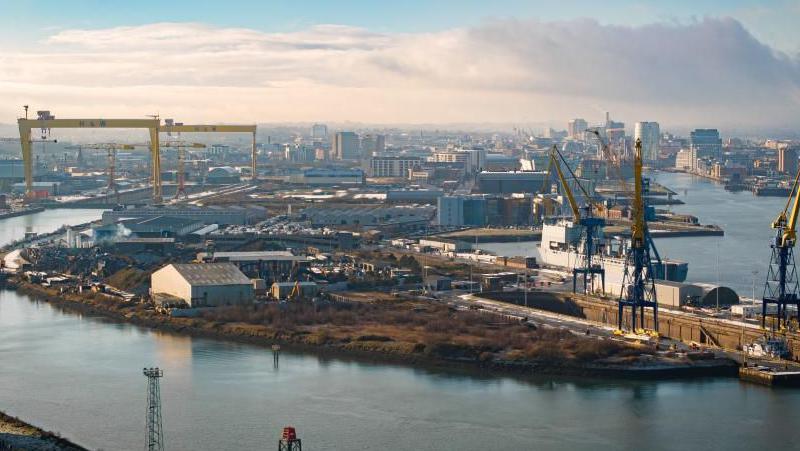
top-left (151, 263), bottom-right (254, 307)
top-left (102, 204), bottom-right (267, 225)
top-left (476, 171), bottom-right (548, 194)
top-left (287, 168), bottom-right (364, 185)
top-left (94, 216), bottom-right (205, 240)
top-left (300, 205), bottom-right (434, 229)
top-left (436, 195), bottom-right (488, 226)
top-left (270, 281), bottom-right (319, 300)
top-left (196, 251), bottom-right (310, 283)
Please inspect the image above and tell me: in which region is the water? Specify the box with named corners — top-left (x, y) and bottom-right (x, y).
top-left (1, 289), bottom-right (799, 451)
top-left (651, 171), bottom-right (782, 297)
top-left (479, 172), bottom-right (783, 297)
top-left (0, 208), bottom-right (106, 248)
top-left (0, 195), bottom-right (799, 450)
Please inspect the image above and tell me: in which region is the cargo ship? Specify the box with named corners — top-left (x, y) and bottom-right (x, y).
top-left (537, 220), bottom-right (688, 288)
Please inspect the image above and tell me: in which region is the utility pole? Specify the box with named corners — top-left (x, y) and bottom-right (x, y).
top-left (143, 367), bottom-right (165, 451)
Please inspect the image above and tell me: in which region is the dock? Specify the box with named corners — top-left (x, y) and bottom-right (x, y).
top-left (739, 366), bottom-right (800, 387)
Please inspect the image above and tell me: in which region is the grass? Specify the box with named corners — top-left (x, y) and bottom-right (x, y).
top-left (202, 299), bottom-right (645, 364)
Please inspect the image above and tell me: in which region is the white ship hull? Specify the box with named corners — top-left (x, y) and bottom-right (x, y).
top-left (537, 221), bottom-right (688, 290)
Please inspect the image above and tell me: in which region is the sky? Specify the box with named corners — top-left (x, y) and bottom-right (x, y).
top-left (0, 0), bottom-right (799, 132)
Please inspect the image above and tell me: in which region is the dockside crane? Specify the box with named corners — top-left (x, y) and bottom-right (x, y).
top-left (545, 145), bottom-right (606, 294)
top-left (79, 143), bottom-right (135, 202)
top-left (617, 138), bottom-right (659, 334)
top-left (159, 141), bottom-right (206, 199)
top-left (762, 167), bottom-right (800, 329)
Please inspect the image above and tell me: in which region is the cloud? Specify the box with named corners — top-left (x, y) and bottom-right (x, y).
top-left (0, 18), bottom-right (798, 130)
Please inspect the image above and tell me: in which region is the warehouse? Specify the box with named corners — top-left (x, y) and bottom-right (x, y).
top-left (196, 250), bottom-right (310, 283)
top-left (151, 263), bottom-right (254, 307)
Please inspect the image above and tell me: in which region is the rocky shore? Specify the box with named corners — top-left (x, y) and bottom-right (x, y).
top-left (0, 410), bottom-right (85, 451)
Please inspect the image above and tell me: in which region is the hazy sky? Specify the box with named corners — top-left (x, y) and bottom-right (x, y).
top-left (0, 0), bottom-right (798, 130)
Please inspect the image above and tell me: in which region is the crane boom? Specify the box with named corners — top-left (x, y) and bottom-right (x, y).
top-left (631, 139), bottom-right (646, 246)
top-left (776, 167), bottom-right (800, 247)
top-left (550, 146), bottom-right (581, 222)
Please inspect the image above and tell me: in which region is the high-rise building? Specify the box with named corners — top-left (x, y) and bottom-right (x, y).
top-left (360, 134), bottom-right (386, 157)
top-left (311, 123), bottom-right (328, 140)
top-left (634, 122), bottom-right (660, 162)
top-left (778, 147), bottom-right (798, 175)
top-left (332, 132), bottom-right (360, 160)
top-left (689, 129), bottom-right (722, 159)
top-left (567, 119), bottom-right (587, 139)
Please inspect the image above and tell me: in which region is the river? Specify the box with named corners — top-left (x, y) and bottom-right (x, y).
top-left (1, 290), bottom-right (799, 451)
top-left (0, 208), bottom-right (106, 248)
top-left (477, 172), bottom-right (783, 297)
top-left (1, 202), bottom-right (799, 450)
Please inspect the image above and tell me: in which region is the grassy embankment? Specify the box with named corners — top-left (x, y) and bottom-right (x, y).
top-left (11, 279), bottom-right (737, 379)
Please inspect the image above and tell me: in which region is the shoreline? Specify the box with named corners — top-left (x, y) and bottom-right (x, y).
top-left (6, 280), bottom-right (738, 382)
top-left (0, 410), bottom-right (86, 451)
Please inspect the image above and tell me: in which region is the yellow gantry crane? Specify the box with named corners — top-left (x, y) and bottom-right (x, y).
top-left (762, 166), bottom-right (800, 328)
top-left (18, 112), bottom-right (161, 200)
top-left (79, 143), bottom-right (135, 201)
top-left (617, 138), bottom-right (658, 334)
top-left (17, 110), bottom-right (259, 204)
top-left (159, 141), bottom-right (206, 199)
top-left (544, 145), bottom-right (606, 293)
top-left (160, 120), bottom-right (258, 182)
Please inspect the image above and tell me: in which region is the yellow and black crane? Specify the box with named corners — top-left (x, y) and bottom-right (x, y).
top-left (544, 145), bottom-right (606, 294)
top-left (762, 167), bottom-right (800, 328)
top-left (617, 138), bottom-right (659, 334)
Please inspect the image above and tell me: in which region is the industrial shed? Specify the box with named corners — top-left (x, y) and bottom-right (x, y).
top-left (654, 281), bottom-right (704, 308)
top-left (151, 263), bottom-right (254, 307)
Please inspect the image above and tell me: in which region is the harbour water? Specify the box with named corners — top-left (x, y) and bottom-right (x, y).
top-left (0, 198), bottom-right (798, 449)
top-left (1, 289), bottom-right (800, 451)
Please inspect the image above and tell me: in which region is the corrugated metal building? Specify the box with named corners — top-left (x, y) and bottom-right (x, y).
top-left (151, 263), bottom-right (254, 307)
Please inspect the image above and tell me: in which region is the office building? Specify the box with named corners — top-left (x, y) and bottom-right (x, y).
top-left (635, 122), bottom-right (660, 162)
top-left (368, 156), bottom-right (422, 177)
top-left (690, 129), bottom-right (722, 159)
top-left (778, 147), bottom-right (798, 175)
top-left (567, 119), bottom-right (587, 139)
top-left (311, 123), bottom-right (328, 140)
top-left (361, 134), bottom-right (386, 157)
top-left (675, 148), bottom-right (697, 171)
top-left (332, 132), bottom-right (360, 160)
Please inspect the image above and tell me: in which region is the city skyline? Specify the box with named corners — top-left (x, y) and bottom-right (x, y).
top-left (0, 1), bottom-right (798, 132)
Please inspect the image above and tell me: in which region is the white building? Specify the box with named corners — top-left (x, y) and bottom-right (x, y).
top-left (567, 118), bottom-right (588, 139)
top-left (151, 263), bottom-right (254, 307)
top-left (675, 148), bottom-right (697, 171)
top-left (634, 122), bottom-right (660, 162)
top-left (368, 156), bottom-right (422, 177)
